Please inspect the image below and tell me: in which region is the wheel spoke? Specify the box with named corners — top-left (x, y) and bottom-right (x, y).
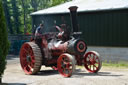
top-left (96, 56), bottom-right (99, 59)
top-left (31, 57), bottom-right (35, 63)
top-left (93, 64), bottom-right (98, 70)
top-left (88, 55), bottom-right (92, 61)
top-left (29, 50), bottom-right (33, 56)
top-left (66, 69), bottom-right (71, 75)
top-left (66, 63), bottom-right (72, 69)
top-left (95, 61), bottom-right (100, 64)
top-left (28, 62), bottom-right (33, 68)
top-left (23, 61), bottom-right (28, 67)
top-left (88, 55), bottom-right (93, 63)
top-left (23, 62), bottom-right (33, 74)
top-left (89, 65), bottom-right (91, 69)
top-left (23, 48), bottom-right (29, 55)
top-left (63, 61), bottom-right (67, 64)
top-left (21, 54), bottom-right (27, 61)
top-left (63, 68), bottom-right (66, 73)
top-left (86, 61), bottom-right (91, 65)
top-left (93, 64), bottom-right (95, 71)
top-left (24, 65), bottom-right (31, 72)
top-left (28, 63), bottom-right (34, 71)
top-left (93, 55), bottom-right (95, 61)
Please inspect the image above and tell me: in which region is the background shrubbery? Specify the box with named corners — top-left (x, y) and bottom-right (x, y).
top-left (2, 0), bottom-right (71, 34)
top-left (0, 0), bottom-right (9, 83)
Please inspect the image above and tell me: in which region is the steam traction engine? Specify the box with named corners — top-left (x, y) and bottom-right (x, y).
top-left (20, 6), bottom-right (102, 77)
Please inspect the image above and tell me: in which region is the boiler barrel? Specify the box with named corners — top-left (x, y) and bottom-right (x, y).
top-left (67, 39), bottom-right (87, 55)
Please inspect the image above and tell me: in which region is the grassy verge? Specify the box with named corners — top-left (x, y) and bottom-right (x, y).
top-left (102, 61), bottom-right (128, 68)
top-left (77, 61), bottom-right (128, 69)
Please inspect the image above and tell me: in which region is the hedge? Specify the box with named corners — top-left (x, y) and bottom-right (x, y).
top-left (0, 0), bottom-right (9, 83)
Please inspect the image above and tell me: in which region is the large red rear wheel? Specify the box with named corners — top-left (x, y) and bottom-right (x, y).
top-left (57, 53), bottom-right (76, 77)
top-left (84, 51), bottom-right (102, 73)
top-left (20, 42), bottom-right (42, 75)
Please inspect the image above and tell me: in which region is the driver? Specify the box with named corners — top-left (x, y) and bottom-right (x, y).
top-left (34, 23), bottom-right (44, 48)
top-left (35, 23), bottom-right (44, 36)
top-left (56, 24), bottom-right (70, 41)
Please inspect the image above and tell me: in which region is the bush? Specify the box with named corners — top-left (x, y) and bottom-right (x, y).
top-left (0, 0), bottom-right (9, 83)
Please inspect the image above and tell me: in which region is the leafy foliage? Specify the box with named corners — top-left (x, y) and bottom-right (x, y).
top-left (0, 0), bottom-right (9, 83)
top-left (49, 0), bottom-right (70, 7)
top-left (2, 0), bottom-right (72, 34)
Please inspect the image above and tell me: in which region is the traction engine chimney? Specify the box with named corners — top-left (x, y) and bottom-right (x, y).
top-left (69, 6), bottom-right (79, 33)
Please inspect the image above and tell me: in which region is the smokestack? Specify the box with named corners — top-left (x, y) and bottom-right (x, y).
top-left (69, 6), bottom-right (79, 33)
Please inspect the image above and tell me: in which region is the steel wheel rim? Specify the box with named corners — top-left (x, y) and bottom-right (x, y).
top-left (20, 43), bottom-right (35, 74)
top-left (84, 51), bottom-right (101, 73)
top-left (57, 54), bottom-right (74, 77)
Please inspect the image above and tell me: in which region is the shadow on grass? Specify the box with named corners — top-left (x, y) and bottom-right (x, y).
top-left (72, 69), bottom-right (123, 78)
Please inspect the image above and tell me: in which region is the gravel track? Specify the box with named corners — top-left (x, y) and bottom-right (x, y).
top-left (2, 57), bottom-right (128, 85)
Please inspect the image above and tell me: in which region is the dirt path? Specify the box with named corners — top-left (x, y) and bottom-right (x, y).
top-left (2, 57), bottom-right (128, 85)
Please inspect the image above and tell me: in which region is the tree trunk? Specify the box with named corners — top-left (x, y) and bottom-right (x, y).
top-left (21, 0), bottom-right (27, 34)
top-left (11, 0), bottom-right (20, 34)
top-left (2, 0), bottom-right (14, 34)
top-left (31, 0), bottom-right (38, 11)
top-left (0, 78), bottom-right (1, 83)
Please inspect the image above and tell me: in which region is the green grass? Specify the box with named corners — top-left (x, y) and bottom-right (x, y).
top-left (102, 61), bottom-right (128, 68)
top-left (77, 61), bottom-right (128, 69)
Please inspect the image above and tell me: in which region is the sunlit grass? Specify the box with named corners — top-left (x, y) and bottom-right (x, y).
top-left (77, 61), bottom-right (128, 69)
top-left (102, 61), bottom-right (128, 68)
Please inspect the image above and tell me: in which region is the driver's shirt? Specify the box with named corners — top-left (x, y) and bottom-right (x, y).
top-left (35, 26), bottom-right (43, 36)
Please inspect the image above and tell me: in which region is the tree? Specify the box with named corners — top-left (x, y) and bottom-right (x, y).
top-left (2, 0), bottom-right (14, 34)
top-left (0, 0), bottom-right (9, 83)
top-left (49, 0), bottom-right (71, 7)
top-left (21, 0), bottom-right (27, 34)
top-left (2, 0), bottom-right (72, 35)
top-left (11, 0), bottom-right (21, 34)
top-left (31, 0), bottom-right (38, 12)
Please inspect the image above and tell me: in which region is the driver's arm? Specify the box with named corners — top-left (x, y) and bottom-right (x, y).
top-left (55, 26), bottom-right (63, 32)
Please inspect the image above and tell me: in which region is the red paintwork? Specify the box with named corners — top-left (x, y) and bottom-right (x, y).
top-left (57, 54), bottom-right (73, 77)
top-left (45, 59), bottom-right (57, 66)
top-left (77, 41), bottom-right (86, 52)
top-left (42, 36), bottom-right (48, 48)
top-left (52, 66), bottom-right (58, 70)
top-left (20, 6), bottom-right (102, 77)
top-left (20, 43), bottom-right (35, 75)
top-left (84, 51), bottom-right (100, 73)
top-left (51, 42), bottom-right (68, 56)
top-left (40, 34), bottom-right (85, 67)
